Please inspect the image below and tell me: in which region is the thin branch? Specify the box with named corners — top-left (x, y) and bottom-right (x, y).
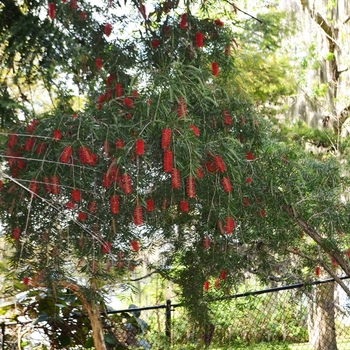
top-left (129, 270), bottom-right (159, 282)
top-left (226, 1), bottom-right (263, 24)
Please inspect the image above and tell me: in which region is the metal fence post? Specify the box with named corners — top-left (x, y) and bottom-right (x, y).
top-left (165, 299), bottom-right (171, 341)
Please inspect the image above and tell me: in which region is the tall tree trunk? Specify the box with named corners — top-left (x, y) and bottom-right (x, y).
top-left (85, 302), bottom-right (107, 350)
top-left (308, 281), bottom-right (338, 350)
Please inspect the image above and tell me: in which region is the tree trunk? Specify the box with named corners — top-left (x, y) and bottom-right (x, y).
top-left (85, 302), bottom-right (108, 350)
top-left (308, 281), bottom-right (338, 350)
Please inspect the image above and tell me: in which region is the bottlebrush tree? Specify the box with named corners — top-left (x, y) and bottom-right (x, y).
top-left (1, 1), bottom-right (350, 349)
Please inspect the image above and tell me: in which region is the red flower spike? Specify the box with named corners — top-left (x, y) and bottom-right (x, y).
top-left (133, 205), bottom-right (143, 226)
top-left (163, 150), bottom-right (173, 173)
top-left (203, 281), bottom-right (210, 291)
top-left (245, 151), bottom-right (255, 161)
top-left (79, 11), bottom-right (86, 20)
top-left (42, 176), bottom-right (51, 193)
top-left (66, 201), bottom-right (75, 210)
top-left (161, 128), bottom-right (172, 149)
top-left (215, 278), bottom-right (220, 289)
top-left (70, 0), bottom-right (77, 9)
top-left (25, 137), bottom-right (35, 151)
top-left (179, 200), bottom-right (189, 212)
top-left (26, 119), bottom-right (38, 133)
top-left (60, 146), bottom-right (72, 163)
top-left (88, 201), bottom-right (97, 213)
top-left (22, 277), bottom-right (30, 285)
top-left (243, 197), bottom-right (250, 206)
top-left (115, 83), bottom-right (123, 97)
top-left (220, 269), bottom-right (227, 280)
top-left (131, 90), bottom-right (138, 99)
top-left (121, 174), bottom-right (132, 194)
top-left (189, 124), bottom-right (200, 136)
top-left (205, 161), bottom-right (216, 173)
top-left (179, 13), bottom-right (187, 29)
top-left (177, 98), bottom-right (187, 117)
top-left (212, 62), bottom-right (219, 76)
top-left (48, 3), bottom-right (55, 19)
top-left (245, 177), bottom-right (253, 184)
top-left (106, 74), bottom-right (114, 86)
top-left (50, 175), bottom-right (60, 195)
top-left (8, 133), bottom-right (17, 148)
top-left (124, 97), bottom-right (134, 109)
top-left (203, 236), bottom-right (210, 249)
top-left (196, 167), bottom-right (204, 179)
top-left (186, 176), bottom-right (195, 198)
top-left (102, 173), bottom-right (111, 188)
top-left (223, 109), bottom-right (232, 126)
top-left (315, 266), bottom-right (321, 276)
top-left (131, 240), bottom-right (140, 252)
top-left (171, 168), bottom-right (181, 189)
top-left (146, 198), bottom-right (154, 212)
top-left (36, 143), bottom-right (47, 155)
top-left (78, 212), bottom-right (87, 221)
top-left (12, 227), bottom-right (21, 240)
top-left (78, 146), bottom-right (96, 165)
top-left (102, 242), bottom-right (111, 254)
top-left (224, 217), bottom-right (235, 234)
top-left (29, 179), bottom-right (39, 197)
top-left (71, 189), bottom-right (81, 202)
top-left (104, 23), bottom-right (112, 36)
top-left (221, 177), bottom-right (232, 193)
top-left (214, 156), bottom-right (226, 172)
top-left (95, 57), bottom-right (103, 70)
top-left (110, 194), bottom-right (119, 214)
top-left (214, 19), bottom-right (224, 27)
top-left (52, 129), bottom-right (62, 141)
top-left (151, 38), bottom-right (160, 49)
top-left (195, 32), bottom-right (204, 47)
top-left (135, 139), bottom-right (145, 156)
top-left (115, 139), bottom-right (124, 149)
top-left (259, 209), bottom-right (266, 217)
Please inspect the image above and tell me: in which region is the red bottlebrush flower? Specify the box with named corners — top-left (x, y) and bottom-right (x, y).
top-left (131, 90), bottom-right (138, 99)
top-left (106, 73), bottom-right (114, 86)
top-left (78, 146), bottom-right (97, 165)
top-left (179, 200), bottom-right (189, 212)
top-left (124, 97), bottom-right (134, 109)
top-left (71, 189), bottom-right (81, 202)
top-left (203, 235), bottom-right (210, 249)
top-left (78, 212), bottom-right (87, 221)
top-left (315, 266), bottom-right (321, 276)
top-left (177, 98), bottom-right (187, 117)
top-left (189, 124), bottom-right (200, 136)
top-left (195, 32), bottom-right (204, 47)
top-left (36, 143), bottom-right (47, 155)
top-left (245, 177), bottom-right (253, 184)
top-left (52, 129), bottom-right (62, 141)
top-left (133, 205), bottom-right (143, 225)
top-left (105, 89), bottom-right (112, 101)
top-left (186, 176), bottom-right (195, 198)
top-left (48, 3), bottom-right (55, 19)
top-left (102, 242), bottom-right (111, 254)
top-left (26, 119), bottom-right (38, 133)
top-left (163, 150), bottom-right (173, 173)
top-left (42, 177), bottom-right (51, 193)
top-left (66, 201), bottom-right (75, 210)
top-left (220, 269), bottom-right (227, 280)
top-left (29, 179), bottom-right (39, 197)
top-left (60, 146), bottom-right (72, 163)
top-left (95, 57), bottom-right (103, 70)
top-left (25, 137), bottom-right (35, 151)
top-left (161, 128), bottom-right (172, 149)
top-left (151, 38), bottom-right (160, 49)
top-left (224, 217), bottom-right (235, 234)
top-left (97, 94), bottom-right (105, 104)
top-left (212, 62), bottom-right (219, 76)
top-left (135, 139), bottom-right (145, 156)
top-left (243, 197), bottom-right (250, 207)
top-left (171, 168), bottom-right (181, 189)
top-left (79, 11), bottom-right (86, 20)
top-left (121, 173), bottom-right (132, 194)
top-left (203, 281), bottom-right (210, 291)
top-left (7, 133), bottom-right (17, 148)
top-left (214, 19), bottom-right (224, 27)
top-left (245, 151), bottom-right (255, 161)
top-left (50, 175), bottom-right (60, 195)
top-left (110, 194), bottom-right (119, 214)
top-left (223, 109), bottom-right (232, 126)
top-left (195, 167), bottom-right (204, 179)
top-left (213, 156), bottom-right (226, 172)
top-left (131, 240), bottom-right (140, 251)
top-left (259, 209), bottom-right (266, 217)
top-left (72, 113), bottom-right (77, 119)
top-left (70, 0), bottom-right (77, 9)
top-left (214, 278), bottom-right (220, 289)
top-left (104, 23), bottom-right (112, 36)
top-left (88, 201), bottom-right (97, 213)
top-left (204, 161), bottom-right (216, 173)
top-left (221, 176), bottom-right (232, 193)
top-left (12, 227), bottom-right (21, 240)
top-left (179, 13), bottom-right (187, 29)
top-left (115, 83), bottom-right (123, 97)
top-left (146, 198), bottom-right (154, 212)
top-left (102, 173), bottom-right (111, 188)
top-left (115, 139), bottom-right (124, 149)
top-left (22, 276), bottom-right (30, 285)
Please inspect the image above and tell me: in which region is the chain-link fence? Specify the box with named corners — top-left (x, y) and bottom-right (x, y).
top-left (1, 277), bottom-right (350, 349)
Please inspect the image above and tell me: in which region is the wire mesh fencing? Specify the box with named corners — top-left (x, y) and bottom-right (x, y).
top-left (1, 277), bottom-right (350, 349)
